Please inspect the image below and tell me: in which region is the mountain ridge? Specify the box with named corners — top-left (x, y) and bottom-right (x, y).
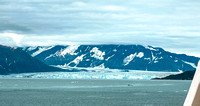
top-left (22, 44), bottom-right (200, 72)
top-left (152, 70), bottom-right (195, 80)
top-left (0, 45), bottom-right (67, 74)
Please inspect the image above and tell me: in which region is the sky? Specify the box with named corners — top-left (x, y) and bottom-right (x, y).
top-left (0, 0), bottom-right (200, 57)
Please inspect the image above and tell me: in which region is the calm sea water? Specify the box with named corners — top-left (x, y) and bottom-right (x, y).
top-left (0, 79), bottom-right (191, 106)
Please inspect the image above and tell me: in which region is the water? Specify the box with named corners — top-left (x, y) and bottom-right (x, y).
top-left (0, 79), bottom-right (191, 106)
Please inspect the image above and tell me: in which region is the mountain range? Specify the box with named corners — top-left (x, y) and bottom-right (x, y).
top-left (22, 45), bottom-right (200, 72)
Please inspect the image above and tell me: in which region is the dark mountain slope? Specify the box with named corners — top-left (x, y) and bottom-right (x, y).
top-left (0, 45), bottom-right (65, 74)
top-left (152, 70), bottom-right (195, 80)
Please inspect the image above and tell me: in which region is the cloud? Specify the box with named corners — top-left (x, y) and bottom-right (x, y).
top-left (0, 0), bottom-right (200, 57)
top-left (102, 5), bottom-right (126, 11)
top-left (0, 32), bottom-right (24, 46)
top-left (71, 1), bottom-right (86, 6)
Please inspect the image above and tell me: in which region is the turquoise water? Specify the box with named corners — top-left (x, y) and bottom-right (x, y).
top-left (0, 79), bottom-right (191, 106)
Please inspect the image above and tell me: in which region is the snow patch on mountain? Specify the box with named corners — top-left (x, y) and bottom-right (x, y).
top-left (182, 60), bottom-right (197, 68)
top-left (151, 51), bottom-right (156, 61)
top-left (68, 54), bottom-right (86, 66)
top-left (124, 52), bottom-right (144, 66)
top-left (44, 45), bottom-right (80, 59)
top-left (178, 69), bottom-right (183, 73)
top-left (124, 53), bottom-right (137, 66)
top-left (90, 47), bottom-right (105, 60)
top-left (61, 45), bottom-right (79, 56)
top-left (27, 46), bottom-right (37, 51)
top-left (137, 52), bottom-right (144, 58)
top-left (32, 46), bottom-right (54, 57)
top-left (154, 61), bottom-right (159, 63)
top-left (159, 57), bottom-right (164, 59)
top-left (145, 46), bottom-right (158, 51)
top-left (44, 54), bottom-right (54, 60)
top-left (0, 65), bottom-right (4, 69)
top-left (94, 63), bottom-right (105, 69)
top-left (105, 54), bottom-right (115, 61)
top-left (113, 49), bottom-right (117, 52)
top-left (144, 58), bottom-right (151, 60)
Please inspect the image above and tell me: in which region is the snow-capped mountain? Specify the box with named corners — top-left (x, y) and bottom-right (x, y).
top-left (0, 45), bottom-right (65, 74)
top-left (23, 45), bottom-right (200, 72)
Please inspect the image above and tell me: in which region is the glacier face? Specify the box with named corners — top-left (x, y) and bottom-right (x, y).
top-left (22, 45), bottom-right (200, 72)
top-left (0, 71), bottom-right (179, 80)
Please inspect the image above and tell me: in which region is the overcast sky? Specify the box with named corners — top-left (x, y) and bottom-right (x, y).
top-left (0, 0), bottom-right (200, 57)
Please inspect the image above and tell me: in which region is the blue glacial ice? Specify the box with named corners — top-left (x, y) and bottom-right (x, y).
top-left (0, 70), bottom-right (179, 80)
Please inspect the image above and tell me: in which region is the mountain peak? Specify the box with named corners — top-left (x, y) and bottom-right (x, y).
top-left (23, 44), bottom-right (200, 72)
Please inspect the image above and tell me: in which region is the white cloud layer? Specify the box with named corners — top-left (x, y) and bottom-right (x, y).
top-left (0, 33), bottom-right (24, 46)
top-left (0, 0), bottom-right (200, 57)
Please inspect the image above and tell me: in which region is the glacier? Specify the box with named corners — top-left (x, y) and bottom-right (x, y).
top-left (0, 70), bottom-right (179, 80)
